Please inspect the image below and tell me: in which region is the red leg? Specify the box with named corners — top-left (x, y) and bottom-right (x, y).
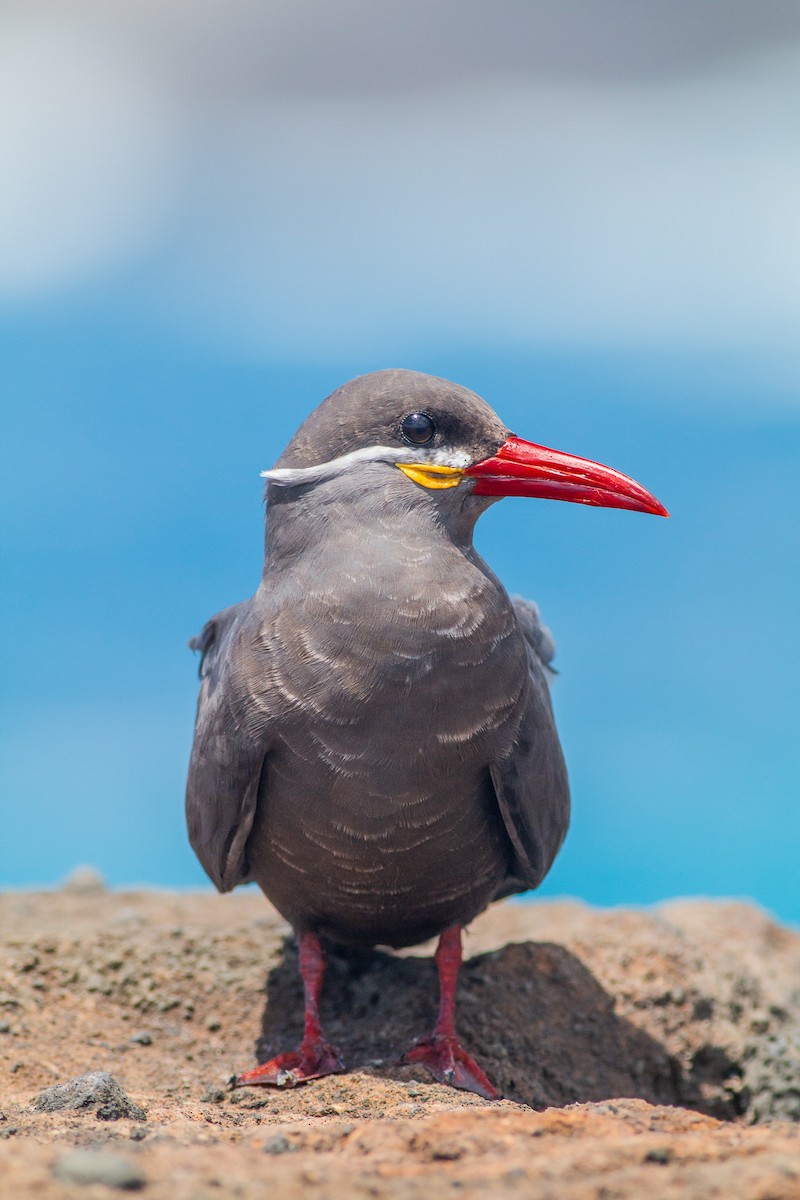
top-left (234, 931), bottom-right (345, 1088)
top-left (403, 925), bottom-right (499, 1099)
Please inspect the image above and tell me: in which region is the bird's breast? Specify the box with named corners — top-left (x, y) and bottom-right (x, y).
top-left (243, 549), bottom-right (527, 945)
top-left (256, 558), bottom-right (527, 769)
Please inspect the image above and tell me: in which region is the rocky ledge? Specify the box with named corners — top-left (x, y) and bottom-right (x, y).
top-left (1, 886), bottom-right (798, 1198)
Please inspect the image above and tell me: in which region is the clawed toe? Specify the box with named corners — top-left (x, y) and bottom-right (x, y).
top-left (403, 1033), bottom-right (499, 1100)
top-left (234, 1039), bottom-right (345, 1088)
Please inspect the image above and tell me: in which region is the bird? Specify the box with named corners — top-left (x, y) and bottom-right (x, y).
top-left (186, 368), bottom-right (667, 1100)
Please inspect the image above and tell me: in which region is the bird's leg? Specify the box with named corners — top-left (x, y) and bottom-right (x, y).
top-left (402, 925), bottom-right (499, 1100)
top-left (233, 931), bottom-right (345, 1088)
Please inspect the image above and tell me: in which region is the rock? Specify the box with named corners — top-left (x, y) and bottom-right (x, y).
top-left (130, 1032), bottom-right (153, 1046)
top-left (744, 1031), bottom-right (800, 1122)
top-left (0, 1125), bottom-right (18, 1139)
top-left (33, 1072), bottom-right (146, 1121)
top-left (429, 1138), bottom-right (465, 1160)
top-left (644, 1146), bottom-right (673, 1164)
top-left (61, 866), bottom-right (107, 893)
top-left (3, 890), bottom-right (800, 1199)
top-left (52, 1150), bottom-right (145, 1189)
top-left (262, 1134), bottom-right (294, 1154)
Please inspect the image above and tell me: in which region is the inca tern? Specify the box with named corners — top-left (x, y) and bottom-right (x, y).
top-left (186, 369), bottom-right (667, 1098)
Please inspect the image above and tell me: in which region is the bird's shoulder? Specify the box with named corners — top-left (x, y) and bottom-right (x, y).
top-left (190, 595), bottom-right (285, 728)
top-left (188, 601), bottom-right (244, 679)
top-left (510, 594), bottom-right (557, 675)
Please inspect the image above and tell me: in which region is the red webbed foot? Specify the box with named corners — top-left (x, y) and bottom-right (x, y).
top-left (234, 930), bottom-right (344, 1089)
top-left (401, 925), bottom-right (500, 1099)
top-left (233, 1037), bottom-right (345, 1088)
top-left (403, 1033), bottom-right (499, 1100)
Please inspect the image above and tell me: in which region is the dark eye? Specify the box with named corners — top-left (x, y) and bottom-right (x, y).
top-left (400, 412), bottom-right (436, 445)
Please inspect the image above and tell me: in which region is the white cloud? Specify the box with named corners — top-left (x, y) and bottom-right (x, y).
top-left (0, 15), bottom-right (185, 300)
top-left (0, 8), bottom-right (798, 370)
top-left (166, 52), bottom-right (800, 358)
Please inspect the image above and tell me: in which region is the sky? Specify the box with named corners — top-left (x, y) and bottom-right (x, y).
top-left (1, 2), bottom-right (799, 922)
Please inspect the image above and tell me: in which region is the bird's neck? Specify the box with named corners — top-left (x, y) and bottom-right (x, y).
top-left (262, 473), bottom-right (482, 579)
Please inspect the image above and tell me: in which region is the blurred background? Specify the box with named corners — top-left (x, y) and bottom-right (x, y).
top-left (1, 2), bottom-right (799, 920)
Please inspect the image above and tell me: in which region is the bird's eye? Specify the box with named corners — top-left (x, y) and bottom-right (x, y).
top-left (400, 412), bottom-right (436, 445)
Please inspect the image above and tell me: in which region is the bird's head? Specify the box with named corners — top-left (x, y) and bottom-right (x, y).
top-left (262, 369), bottom-right (667, 518)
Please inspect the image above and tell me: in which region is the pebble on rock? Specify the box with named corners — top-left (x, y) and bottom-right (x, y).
top-left (53, 1150), bottom-right (145, 1190)
top-left (61, 866), bottom-right (107, 893)
top-left (645, 1147), bottom-right (673, 1165)
top-left (263, 1134), bottom-right (294, 1155)
top-left (33, 1072), bottom-right (146, 1121)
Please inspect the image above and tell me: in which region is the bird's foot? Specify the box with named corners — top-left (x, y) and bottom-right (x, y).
top-left (402, 1033), bottom-right (500, 1100)
top-left (233, 1038), bottom-right (345, 1089)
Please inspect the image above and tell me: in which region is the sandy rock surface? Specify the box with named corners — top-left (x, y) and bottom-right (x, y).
top-left (1, 885), bottom-right (799, 1198)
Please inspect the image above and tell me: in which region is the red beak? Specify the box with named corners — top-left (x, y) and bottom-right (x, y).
top-left (465, 436), bottom-right (668, 517)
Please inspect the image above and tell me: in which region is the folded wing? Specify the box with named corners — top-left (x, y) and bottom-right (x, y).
top-left (490, 596), bottom-right (570, 896)
top-left (185, 602), bottom-right (269, 892)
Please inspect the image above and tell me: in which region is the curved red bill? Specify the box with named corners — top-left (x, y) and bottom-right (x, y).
top-left (465, 436), bottom-right (668, 517)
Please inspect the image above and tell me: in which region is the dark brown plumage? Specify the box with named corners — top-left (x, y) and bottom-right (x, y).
top-left (186, 369), bottom-right (666, 1097)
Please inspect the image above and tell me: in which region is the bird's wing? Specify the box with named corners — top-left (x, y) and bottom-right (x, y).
top-left (510, 593), bottom-right (557, 673)
top-left (490, 596), bottom-right (570, 895)
top-left (185, 601), bottom-right (269, 892)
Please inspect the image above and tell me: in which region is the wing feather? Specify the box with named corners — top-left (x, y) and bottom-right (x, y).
top-left (185, 602), bottom-right (269, 892)
top-left (490, 596), bottom-right (570, 894)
